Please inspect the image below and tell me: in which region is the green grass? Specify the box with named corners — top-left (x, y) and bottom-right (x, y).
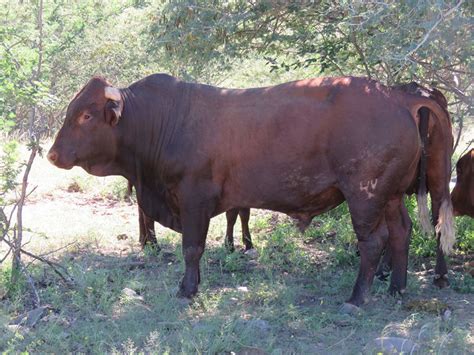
top-left (0, 150), bottom-right (472, 353)
top-left (1, 209), bottom-right (472, 353)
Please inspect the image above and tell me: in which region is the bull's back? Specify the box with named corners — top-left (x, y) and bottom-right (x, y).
top-left (196, 77), bottom-right (420, 212)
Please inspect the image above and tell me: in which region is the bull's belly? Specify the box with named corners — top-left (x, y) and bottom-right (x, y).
top-left (218, 183), bottom-right (345, 223)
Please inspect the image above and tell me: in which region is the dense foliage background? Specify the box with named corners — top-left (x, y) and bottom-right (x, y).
top-left (1, 0), bottom-right (471, 138)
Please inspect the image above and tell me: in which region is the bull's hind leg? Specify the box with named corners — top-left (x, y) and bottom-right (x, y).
top-left (344, 201), bottom-right (388, 309)
top-left (239, 208), bottom-right (253, 251)
top-left (385, 196), bottom-right (412, 295)
top-left (225, 209), bottom-right (239, 252)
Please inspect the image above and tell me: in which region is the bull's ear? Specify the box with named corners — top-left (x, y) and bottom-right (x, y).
top-left (104, 86), bottom-right (123, 126)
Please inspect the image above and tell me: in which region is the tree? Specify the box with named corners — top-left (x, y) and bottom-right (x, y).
top-left (148, 0), bottom-right (472, 150)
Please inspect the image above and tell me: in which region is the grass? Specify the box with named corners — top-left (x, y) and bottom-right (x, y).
top-left (0, 149), bottom-right (473, 353)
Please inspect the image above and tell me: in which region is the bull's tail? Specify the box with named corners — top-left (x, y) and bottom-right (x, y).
top-left (416, 107), bottom-right (433, 235)
top-left (415, 104), bottom-right (455, 255)
top-left (436, 199), bottom-right (455, 254)
top-left (416, 193), bottom-right (432, 234)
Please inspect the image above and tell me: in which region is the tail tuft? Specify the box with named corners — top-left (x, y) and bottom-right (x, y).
top-left (417, 193), bottom-right (433, 235)
top-left (436, 199), bottom-right (455, 255)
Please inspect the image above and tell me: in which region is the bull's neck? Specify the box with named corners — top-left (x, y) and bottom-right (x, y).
top-left (114, 83), bottom-right (190, 185)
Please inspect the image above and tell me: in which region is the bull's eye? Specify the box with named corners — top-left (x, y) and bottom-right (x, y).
top-left (79, 113), bottom-right (92, 124)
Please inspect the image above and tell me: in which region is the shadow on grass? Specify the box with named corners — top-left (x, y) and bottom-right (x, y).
top-left (1, 212), bottom-right (472, 354)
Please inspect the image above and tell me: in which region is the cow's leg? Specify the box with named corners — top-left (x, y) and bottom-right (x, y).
top-left (177, 195), bottom-right (212, 298)
top-left (225, 209), bottom-right (239, 252)
top-left (385, 196), bottom-right (412, 295)
top-left (239, 208), bottom-right (253, 251)
top-left (138, 206), bottom-right (158, 248)
top-left (344, 203), bottom-right (388, 309)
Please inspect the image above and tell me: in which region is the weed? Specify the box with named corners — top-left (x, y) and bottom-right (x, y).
top-left (65, 176), bottom-right (91, 194)
top-left (450, 271), bottom-right (474, 294)
top-left (455, 215), bottom-right (474, 252)
top-left (98, 178), bottom-right (129, 201)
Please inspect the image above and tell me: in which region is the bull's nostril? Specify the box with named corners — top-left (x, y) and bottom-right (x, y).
top-left (47, 151), bottom-right (58, 163)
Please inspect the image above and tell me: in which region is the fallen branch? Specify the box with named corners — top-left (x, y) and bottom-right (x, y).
top-left (20, 246), bottom-right (75, 287)
top-left (2, 238), bottom-right (75, 286)
top-left (37, 241), bottom-right (77, 258)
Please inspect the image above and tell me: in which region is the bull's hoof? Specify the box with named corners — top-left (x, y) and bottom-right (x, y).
top-left (145, 242), bottom-right (161, 250)
top-left (142, 243), bottom-right (161, 256)
top-left (433, 274), bottom-right (450, 289)
top-left (176, 282), bottom-right (198, 299)
top-left (244, 248), bottom-right (258, 258)
top-left (244, 245), bottom-right (254, 252)
top-left (225, 244), bottom-right (235, 253)
top-left (388, 285), bottom-right (405, 297)
top-left (376, 270), bottom-right (390, 282)
top-left (339, 302), bottom-right (361, 315)
top-left (176, 296), bottom-right (193, 306)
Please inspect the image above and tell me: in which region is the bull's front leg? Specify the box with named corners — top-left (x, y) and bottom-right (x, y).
top-left (176, 193), bottom-right (213, 298)
top-left (138, 206), bottom-right (158, 248)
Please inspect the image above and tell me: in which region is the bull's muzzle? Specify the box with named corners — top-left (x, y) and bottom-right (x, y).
top-left (47, 150), bottom-right (58, 165)
top-left (47, 147), bottom-right (75, 169)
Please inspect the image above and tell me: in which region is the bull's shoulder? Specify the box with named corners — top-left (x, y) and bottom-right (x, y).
top-left (130, 73), bottom-right (221, 99)
top-left (131, 73), bottom-right (180, 88)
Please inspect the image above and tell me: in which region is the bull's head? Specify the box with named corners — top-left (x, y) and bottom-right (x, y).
top-left (47, 77), bottom-right (123, 176)
top-left (451, 149), bottom-right (473, 217)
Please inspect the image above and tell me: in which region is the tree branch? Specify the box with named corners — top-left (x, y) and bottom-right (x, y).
top-left (405, 0), bottom-right (464, 59)
top-left (12, 147), bottom-right (37, 279)
top-left (350, 32), bottom-right (372, 79)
